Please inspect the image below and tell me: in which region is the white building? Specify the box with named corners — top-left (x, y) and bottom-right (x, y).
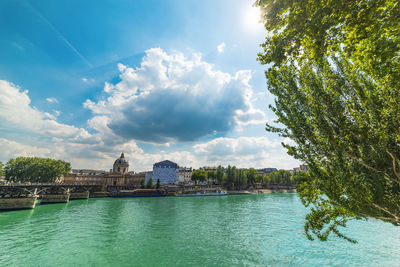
top-left (178, 167), bottom-right (192, 183)
top-left (146, 160), bottom-right (179, 185)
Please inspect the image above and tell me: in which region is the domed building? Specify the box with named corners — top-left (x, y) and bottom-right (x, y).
top-left (113, 153), bottom-right (129, 174)
top-left (63, 153), bottom-right (146, 186)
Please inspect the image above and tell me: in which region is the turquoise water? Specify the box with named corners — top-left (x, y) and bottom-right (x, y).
top-left (0, 194), bottom-right (399, 266)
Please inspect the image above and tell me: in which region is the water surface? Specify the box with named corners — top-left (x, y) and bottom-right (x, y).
top-left (0, 194), bottom-right (399, 266)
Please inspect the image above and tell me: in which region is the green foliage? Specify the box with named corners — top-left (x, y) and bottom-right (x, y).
top-left (191, 169), bottom-right (207, 184)
top-left (146, 178), bottom-right (153, 189)
top-left (245, 168), bottom-right (258, 184)
top-left (216, 165), bottom-right (225, 184)
top-left (156, 178), bottom-right (160, 189)
top-left (4, 157), bottom-right (71, 183)
top-left (256, 0), bottom-right (400, 241)
top-left (235, 169), bottom-right (247, 189)
top-left (225, 165), bottom-right (235, 186)
top-left (0, 161), bottom-right (4, 177)
top-left (207, 170), bottom-right (216, 183)
top-left (255, 174), bottom-right (264, 183)
top-left (140, 179), bottom-right (145, 189)
top-left (267, 170), bottom-right (292, 184)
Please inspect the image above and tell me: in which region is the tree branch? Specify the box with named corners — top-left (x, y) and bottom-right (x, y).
top-left (386, 150), bottom-right (400, 182)
top-left (343, 151), bottom-right (380, 173)
top-left (372, 203), bottom-right (399, 225)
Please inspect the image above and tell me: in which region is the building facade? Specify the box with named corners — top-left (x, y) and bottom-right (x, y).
top-left (178, 167), bottom-right (192, 183)
top-left (148, 160), bottom-right (179, 185)
top-left (63, 153), bottom-right (143, 186)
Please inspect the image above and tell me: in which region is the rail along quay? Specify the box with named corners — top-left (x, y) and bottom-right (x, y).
top-left (0, 184), bottom-right (103, 211)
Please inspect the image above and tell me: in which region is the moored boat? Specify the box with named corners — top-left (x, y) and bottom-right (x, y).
top-left (110, 189), bottom-right (166, 198)
top-left (176, 189), bottom-right (227, 197)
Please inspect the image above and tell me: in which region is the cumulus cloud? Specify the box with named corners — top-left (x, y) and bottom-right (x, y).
top-left (0, 48), bottom-right (296, 172)
top-left (85, 48), bottom-right (265, 143)
top-left (82, 77), bottom-right (88, 82)
top-left (217, 42), bottom-right (226, 53)
top-left (0, 79), bottom-right (296, 171)
top-left (46, 97), bottom-right (58, 103)
top-left (0, 137), bottom-right (52, 159)
top-left (0, 80), bottom-right (92, 142)
top-left (192, 136), bottom-right (299, 169)
top-left (0, 80), bottom-right (143, 168)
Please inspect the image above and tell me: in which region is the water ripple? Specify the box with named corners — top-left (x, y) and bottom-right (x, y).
top-left (0, 194), bottom-right (399, 266)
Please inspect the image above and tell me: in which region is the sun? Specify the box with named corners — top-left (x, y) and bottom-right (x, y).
top-left (242, 5), bottom-right (263, 32)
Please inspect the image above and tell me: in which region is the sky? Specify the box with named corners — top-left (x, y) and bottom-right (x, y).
top-left (0, 0), bottom-right (300, 171)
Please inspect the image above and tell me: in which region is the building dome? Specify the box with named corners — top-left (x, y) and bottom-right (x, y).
top-left (113, 153), bottom-right (129, 174)
top-left (114, 152), bottom-right (129, 165)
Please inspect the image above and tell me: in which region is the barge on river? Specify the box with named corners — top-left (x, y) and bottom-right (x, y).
top-left (175, 189), bottom-right (227, 197)
top-left (110, 189), bottom-right (166, 198)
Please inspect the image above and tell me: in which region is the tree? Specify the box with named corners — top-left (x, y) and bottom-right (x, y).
top-left (245, 168), bottom-right (258, 185)
top-left (255, 174), bottom-right (264, 183)
top-left (140, 179), bottom-right (145, 189)
top-left (0, 161), bottom-right (4, 177)
top-left (268, 170), bottom-right (292, 184)
top-left (256, 0), bottom-right (400, 241)
top-left (5, 157), bottom-right (71, 183)
top-left (146, 178), bottom-right (153, 189)
top-left (191, 169), bottom-right (207, 184)
top-left (156, 178), bottom-right (160, 189)
top-left (236, 169), bottom-right (247, 190)
top-left (207, 170), bottom-right (216, 185)
top-left (216, 165), bottom-right (225, 184)
top-left (225, 165), bottom-right (234, 187)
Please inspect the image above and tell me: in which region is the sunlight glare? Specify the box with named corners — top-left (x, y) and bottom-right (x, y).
top-left (243, 5), bottom-right (263, 32)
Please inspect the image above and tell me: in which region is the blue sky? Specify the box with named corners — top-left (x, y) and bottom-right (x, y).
top-left (0, 0), bottom-right (299, 171)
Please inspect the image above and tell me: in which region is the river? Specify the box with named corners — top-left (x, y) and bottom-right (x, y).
top-left (0, 194), bottom-right (399, 266)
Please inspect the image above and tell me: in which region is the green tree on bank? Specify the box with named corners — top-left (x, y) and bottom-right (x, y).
top-left (0, 161), bottom-right (4, 177)
top-left (156, 179), bottom-right (160, 189)
top-left (191, 169), bottom-right (207, 184)
top-left (206, 170), bottom-right (216, 184)
top-left (266, 170), bottom-right (293, 184)
top-left (256, 0), bottom-right (400, 241)
top-left (216, 166), bottom-right (225, 184)
top-left (4, 157), bottom-right (71, 183)
top-left (146, 178), bottom-right (153, 189)
top-left (207, 166), bottom-right (296, 189)
top-left (245, 168), bottom-right (258, 185)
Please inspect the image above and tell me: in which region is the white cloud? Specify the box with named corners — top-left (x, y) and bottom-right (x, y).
top-left (85, 48), bottom-right (262, 143)
top-left (0, 137), bottom-right (52, 160)
top-left (46, 97), bottom-right (58, 103)
top-left (193, 136), bottom-right (299, 169)
top-left (0, 48), bottom-right (296, 172)
top-left (0, 81), bottom-right (93, 141)
top-left (217, 42), bottom-right (226, 53)
top-left (82, 77), bottom-right (88, 82)
top-left (0, 80), bottom-right (144, 168)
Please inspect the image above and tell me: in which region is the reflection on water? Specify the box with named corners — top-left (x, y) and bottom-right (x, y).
top-left (0, 194), bottom-right (399, 266)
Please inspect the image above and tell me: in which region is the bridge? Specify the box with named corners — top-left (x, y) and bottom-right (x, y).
top-left (0, 184), bottom-right (106, 210)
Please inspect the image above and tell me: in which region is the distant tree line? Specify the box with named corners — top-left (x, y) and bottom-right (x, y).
top-left (4, 157), bottom-right (71, 183)
top-left (191, 166), bottom-right (301, 190)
